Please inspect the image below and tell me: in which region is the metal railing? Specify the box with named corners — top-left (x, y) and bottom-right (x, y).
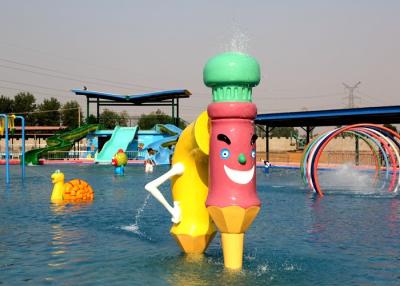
top-left (268, 152), bottom-right (290, 163)
top-left (45, 151), bottom-right (93, 160)
top-left (126, 150), bottom-right (146, 159)
top-left (326, 151), bottom-right (376, 166)
top-left (258, 151), bottom-right (377, 166)
top-left (44, 150), bottom-right (148, 160)
top-left (0, 149), bottom-right (147, 161)
top-left (0, 152), bottom-right (23, 159)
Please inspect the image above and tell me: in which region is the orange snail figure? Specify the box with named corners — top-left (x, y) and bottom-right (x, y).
top-left (51, 170), bottom-right (94, 203)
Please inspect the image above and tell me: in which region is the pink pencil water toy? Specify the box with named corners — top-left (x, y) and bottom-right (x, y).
top-left (204, 52), bottom-right (261, 270)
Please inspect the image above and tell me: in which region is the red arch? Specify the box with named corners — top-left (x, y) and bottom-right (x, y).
top-left (358, 128), bottom-right (398, 192)
top-left (311, 124), bottom-right (400, 196)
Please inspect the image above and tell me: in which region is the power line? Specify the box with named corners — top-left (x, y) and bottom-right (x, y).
top-left (0, 42), bottom-right (189, 92)
top-left (357, 91), bottom-right (391, 106)
top-left (0, 63), bottom-right (139, 91)
top-left (5, 107), bottom-right (79, 115)
top-left (0, 79), bottom-right (70, 93)
top-left (256, 92), bottom-right (344, 100)
top-left (0, 62), bottom-right (187, 95)
top-left (0, 57), bottom-right (165, 92)
top-left (0, 85), bottom-right (70, 98)
top-left (0, 41), bottom-right (150, 78)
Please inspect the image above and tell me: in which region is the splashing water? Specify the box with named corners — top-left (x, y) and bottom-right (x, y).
top-left (255, 264), bottom-right (270, 277)
top-left (229, 30), bottom-right (249, 52)
top-left (121, 193), bottom-right (152, 240)
top-left (318, 164), bottom-right (381, 194)
top-left (222, 24), bottom-right (250, 53)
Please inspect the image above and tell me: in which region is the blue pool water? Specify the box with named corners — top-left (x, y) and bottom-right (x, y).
top-left (0, 165), bottom-right (399, 285)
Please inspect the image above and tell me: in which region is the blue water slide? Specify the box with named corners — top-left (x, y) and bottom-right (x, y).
top-left (146, 124), bottom-right (182, 165)
top-left (95, 126), bottom-right (138, 164)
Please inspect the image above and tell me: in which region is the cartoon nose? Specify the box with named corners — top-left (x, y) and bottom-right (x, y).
top-left (238, 153), bottom-right (247, 165)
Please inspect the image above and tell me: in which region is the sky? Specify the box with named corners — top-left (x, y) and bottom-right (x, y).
top-left (0, 0), bottom-right (399, 122)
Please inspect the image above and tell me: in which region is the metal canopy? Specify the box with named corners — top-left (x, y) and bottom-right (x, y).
top-left (71, 89), bottom-right (191, 103)
top-left (255, 105), bottom-right (400, 162)
top-left (71, 89), bottom-right (191, 125)
top-left (255, 105), bottom-right (400, 127)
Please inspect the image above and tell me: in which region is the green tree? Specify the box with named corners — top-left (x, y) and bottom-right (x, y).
top-left (383, 123), bottom-right (398, 133)
top-left (119, 110), bottom-right (129, 126)
top-left (255, 125), bottom-right (267, 138)
top-left (36, 97), bottom-right (61, 126)
top-left (12, 92), bottom-right (36, 125)
top-left (86, 114), bottom-right (98, 124)
top-left (336, 125), bottom-right (352, 138)
top-left (0, 95), bottom-right (14, 113)
top-left (270, 127), bottom-right (298, 138)
top-left (99, 109), bottom-right (129, 129)
top-left (138, 109), bottom-right (186, 129)
top-left (99, 109), bottom-right (119, 129)
top-left (61, 100), bottom-right (82, 129)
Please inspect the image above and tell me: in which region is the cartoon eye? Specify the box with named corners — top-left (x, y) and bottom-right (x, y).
top-left (220, 148), bottom-right (230, 159)
top-left (251, 150), bottom-right (256, 159)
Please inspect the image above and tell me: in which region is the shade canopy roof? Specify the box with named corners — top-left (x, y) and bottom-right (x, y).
top-left (255, 106), bottom-right (400, 127)
top-left (71, 89), bottom-right (191, 104)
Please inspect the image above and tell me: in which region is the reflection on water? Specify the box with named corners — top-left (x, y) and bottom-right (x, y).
top-left (305, 194), bottom-right (328, 246)
top-left (163, 254), bottom-right (265, 286)
top-left (50, 201), bottom-right (93, 214)
top-left (159, 249), bottom-right (304, 286)
top-left (49, 224), bottom-right (67, 266)
top-left (47, 203), bottom-right (92, 283)
top-left (388, 198), bottom-right (399, 237)
top-left (165, 255), bottom-right (209, 286)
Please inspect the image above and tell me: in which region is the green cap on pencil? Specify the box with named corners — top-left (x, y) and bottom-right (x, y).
top-left (203, 52), bottom-right (260, 102)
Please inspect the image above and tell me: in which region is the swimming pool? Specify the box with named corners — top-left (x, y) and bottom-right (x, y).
top-left (1, 165), bottom-right (399, 285)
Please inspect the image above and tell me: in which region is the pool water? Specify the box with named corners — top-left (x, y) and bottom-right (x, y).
top-left (0, 165), bottom-right (399, 285)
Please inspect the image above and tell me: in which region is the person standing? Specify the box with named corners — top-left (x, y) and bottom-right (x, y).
top-left (144, 148), bottom-right (156, 173)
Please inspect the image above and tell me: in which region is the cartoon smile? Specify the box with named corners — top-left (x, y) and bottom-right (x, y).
top-left (224, 165), bottom-right (255, 184)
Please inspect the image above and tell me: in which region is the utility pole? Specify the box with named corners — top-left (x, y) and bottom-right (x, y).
top-left (343, 81), bottom-right (361, 108)
top-left (343, 81), bottom-right (361, 166)
top-left (78, 106), bottom-right (81, 128)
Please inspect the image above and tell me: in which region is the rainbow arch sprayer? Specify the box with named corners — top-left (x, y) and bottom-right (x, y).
top-left (301, 123), bottom-right (400, 196)
top-left (145, 111), bottom-right (216, 254)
